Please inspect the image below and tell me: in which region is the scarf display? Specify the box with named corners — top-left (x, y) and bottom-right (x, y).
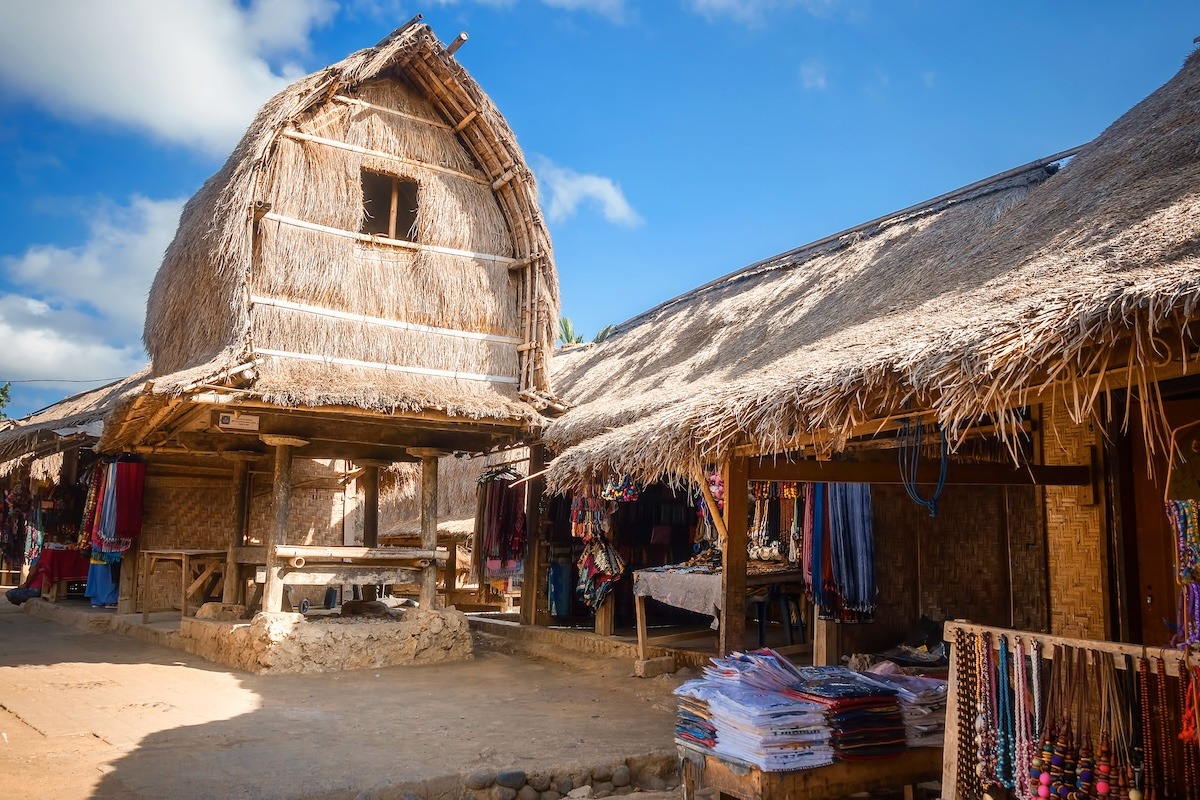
top-left (802, 482), bottom-right (876, 622)
top-left (1168, 498), bottom-right (1200, 645)
top-left (86, 460), bottom-right (146, 564)
top-left (571, 487), bottom-right (625, 609)
top-left (478, 467), bottom-right (526, 580)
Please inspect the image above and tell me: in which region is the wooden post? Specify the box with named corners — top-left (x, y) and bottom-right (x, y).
top-left (812, 613), bottom-right (840, 666)
top-left (594, 596), bottom-right (615, 636)
top-left (261, 435), bottom-right (307, 613)
top-left (520, 443), bottom-right (546, 626)
top-left (360, 460), bottom-right (384, 602)
top-left (719, 456), bottom-right (748, 656)
top-left (222, 459), bottom-right (249, 604)
top-left (410, 448), bottom-right (443, 610)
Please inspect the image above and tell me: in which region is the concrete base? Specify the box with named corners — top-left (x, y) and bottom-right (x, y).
top-left (181, 607), bottom-right (473, 674)
top-left (634, 656), bottom-right (676, 678)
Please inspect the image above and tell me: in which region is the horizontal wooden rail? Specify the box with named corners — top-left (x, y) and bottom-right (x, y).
top-left (746, 459), bottom-right (1090, 486)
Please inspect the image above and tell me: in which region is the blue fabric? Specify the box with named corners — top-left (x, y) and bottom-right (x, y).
top-left (85, 561), bottom-right (119, 606)
top-left (810, 483), bottom-right (825, 611)
top-left (6, 586), bottom-right (41, 605)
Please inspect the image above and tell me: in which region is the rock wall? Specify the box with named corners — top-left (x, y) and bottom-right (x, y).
top-left (181, 606), bottom-right (472, 674)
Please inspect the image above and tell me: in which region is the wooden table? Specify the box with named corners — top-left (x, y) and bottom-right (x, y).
top-left (679, 744), bottom-right (942, 800)
top-left (633, 567), bottom-right (804, 660)
top-left (139, 549), bottom-right (226, 623)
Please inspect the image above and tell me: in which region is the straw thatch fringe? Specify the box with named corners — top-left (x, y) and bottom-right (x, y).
top-left (545, 49), bottom-right (1200, 492)
top-left (141, 23), bottom-right (557, 426)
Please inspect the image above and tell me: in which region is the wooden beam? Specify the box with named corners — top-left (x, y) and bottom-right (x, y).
top-left (276, 567), bottom-right (422, 586)
top-left (719, 456), bottom-right (748, 656)
top-left (274, 545), bottom-right (442, 561)
top-left (746, 459), bottom-right (1090, 486)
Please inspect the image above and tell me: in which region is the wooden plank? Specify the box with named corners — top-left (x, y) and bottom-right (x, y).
top-left (279, 567), bottom-right (420, 586)
top-left (942, 626), bottom-right (963, 800)
top-left (682, 745), bottom-right (941, 800)
top-left (746, 458), bottom-right (1090, 486)
top-left (719, 456), bottom-right (748, 656)
top-left (273, 545), bottom-right (443, 561)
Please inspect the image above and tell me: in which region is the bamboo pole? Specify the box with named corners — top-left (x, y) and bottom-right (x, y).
top-left (261, 436), bottom-right (307, 613)
top-left (412, 449), bottom-right (442, 609)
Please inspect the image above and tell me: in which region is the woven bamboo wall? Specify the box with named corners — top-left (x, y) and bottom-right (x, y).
top-left (838, 481), bottom-right (1047, 658)
top-left (137, 473), bottom-right (236, 614)
top-left (1006, 485), bottom-right (1049, 632)
top-left (1041, 399), bottom-right (1108, 639)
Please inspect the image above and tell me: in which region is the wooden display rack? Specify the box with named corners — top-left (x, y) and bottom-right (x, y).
top-left (679, 743), bottom-right (941, 800)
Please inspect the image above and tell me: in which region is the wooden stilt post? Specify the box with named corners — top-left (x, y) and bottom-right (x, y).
top-left (719, 456), bottom-right (748, 656)
top-left (223, 459), bottom-right (249, 604)
top-left (360, 460), bottom-right (384, 602)
top-left (520, 443), bottom-right (546, 626)
top-left (261, 435), bottom-right (307, 613)
top-left (410, 448), bottom-right (443, 610)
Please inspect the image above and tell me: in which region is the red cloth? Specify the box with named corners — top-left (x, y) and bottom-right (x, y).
top-left (37, 548), bottom-right (91, 583)
top-left (114, 462), bottom-right (146, 540)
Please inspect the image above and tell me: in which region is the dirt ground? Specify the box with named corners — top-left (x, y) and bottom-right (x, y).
top-left (0, 598), bottom-right (689, 800)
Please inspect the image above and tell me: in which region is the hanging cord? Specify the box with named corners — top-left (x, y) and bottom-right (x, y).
top-left (898, 419), bottom-right (949, 516)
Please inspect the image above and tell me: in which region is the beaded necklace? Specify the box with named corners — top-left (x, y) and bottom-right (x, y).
top-left (958, 629), bottom-right (983, 800)
top-left (980, 632), bottom-right (1000, 788)
top-left (1154, 658), bottom-right (1172, 798)
top-left (1015, 637), bottom-right (1034, 800)
top-left (1178, 660), bottom-right (1198, 800)
top-left (997, 636), bottom-right (1016, 790)
top-left (1138, 657), bottom-right (1155, 800)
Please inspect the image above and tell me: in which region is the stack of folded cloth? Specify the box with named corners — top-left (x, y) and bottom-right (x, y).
top-left (786, 666), bottom-right (907, 761)
top-left (674, 649), bottom-right (834, 771)
top-left (858, 669), bottom-right (947, 748)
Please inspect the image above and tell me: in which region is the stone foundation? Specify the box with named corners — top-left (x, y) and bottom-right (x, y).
top-left (181, 606), bottom-right (473, 674)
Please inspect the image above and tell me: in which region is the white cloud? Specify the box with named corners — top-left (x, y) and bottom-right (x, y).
top-left (535, 158), bottom-right (642, 227)
top-left (0, 0), bottom-right (336, 155)
top-left (0, 196), bottom-right (184, 386)
top-left (688, 0), bottom-right (843, 24)
top-left (800, 59), bottom-right (829, 91)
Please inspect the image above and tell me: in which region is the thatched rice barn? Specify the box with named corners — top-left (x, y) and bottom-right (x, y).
top-left (47, 19), bottom-right (561, 623)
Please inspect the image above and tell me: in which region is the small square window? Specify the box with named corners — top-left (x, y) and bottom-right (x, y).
top-left (361, 170), bottom-right (417, 242)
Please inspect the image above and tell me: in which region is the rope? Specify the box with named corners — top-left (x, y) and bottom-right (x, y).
top-left (898, 420), bottom-right (949, 517)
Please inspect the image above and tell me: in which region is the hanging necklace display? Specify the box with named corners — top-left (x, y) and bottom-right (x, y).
top-left (1137, 656), bottom-right (1154, 800)
top-left (1015, 637), bottom-right (1034, 800)
top-left (1073, 648), bottom-right (1095, 800)
top-left (1035, 645), bottom-right (1063, 800)
top-left (958, 628), bottom-right (984, 800)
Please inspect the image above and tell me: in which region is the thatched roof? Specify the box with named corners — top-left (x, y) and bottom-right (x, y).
top-left (117, 20), bottom-right (557, 451)
top-left (0, 371), bottom-right (148, 477)
top-left (545, 49), bottom-right (1200, 490)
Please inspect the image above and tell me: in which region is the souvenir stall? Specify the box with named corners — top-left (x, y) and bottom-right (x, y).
top-left (0, 450), bottom-right (140, 606)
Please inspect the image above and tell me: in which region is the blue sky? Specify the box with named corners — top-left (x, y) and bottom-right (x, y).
top-left (0, 0), bottom-right (1196, 418)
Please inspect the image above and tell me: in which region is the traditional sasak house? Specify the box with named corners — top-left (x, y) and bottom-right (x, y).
top-left (0, 19), bottom-right (559, 632)
top-left (535, 47), bottom-right (1200, 790)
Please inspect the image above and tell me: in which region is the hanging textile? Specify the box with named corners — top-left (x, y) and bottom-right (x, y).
top-left (570, 486), bottom-right (625, 609)
top-left (477, 466), bottom-right (526, 581)
top-left (802, 483), bottom-right (876, 622)
top-left (600, 474), bottom-right (639, 502)
top-left (576, 534), bottom-right (626, 609)
top-left (91, 460), bottom-right (146, 563)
